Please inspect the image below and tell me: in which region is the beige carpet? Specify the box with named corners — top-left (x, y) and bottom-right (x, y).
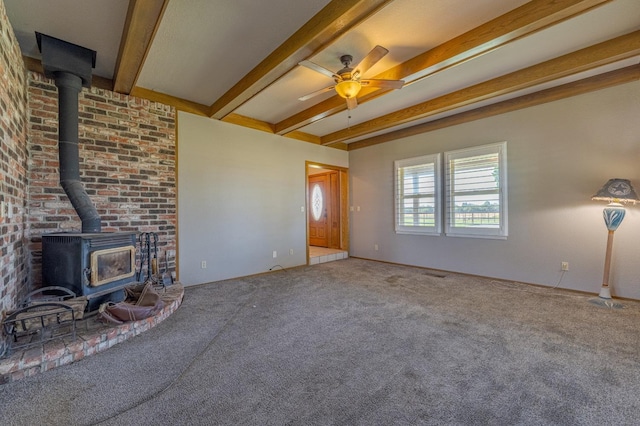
top-left (1, 258), bottom-right (640, 425)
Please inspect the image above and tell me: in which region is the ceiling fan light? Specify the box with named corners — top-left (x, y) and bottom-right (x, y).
top-left (335, 80), bottom-right (361, 99)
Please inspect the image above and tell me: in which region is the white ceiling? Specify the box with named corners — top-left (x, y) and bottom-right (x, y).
top-left (6, 0), bottom-right (129, 77)
top-left (4, 0), bottom-right (640, 147)
top-left (138, 0), bottom-right (332, 104)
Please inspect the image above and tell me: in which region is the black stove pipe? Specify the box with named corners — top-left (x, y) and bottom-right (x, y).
top-left (37, 33), bottom-right (101, 233)
top-left (55, 72), bottom-right (102, 232)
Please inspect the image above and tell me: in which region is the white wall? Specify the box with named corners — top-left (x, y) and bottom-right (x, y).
top-left (348, 81), bottom-right (640, 299)
top-left (177, 112), bottom-right (348, 285)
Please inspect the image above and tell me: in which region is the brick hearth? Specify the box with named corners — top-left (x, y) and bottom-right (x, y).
top-left (0, 284), bottom-right (184, 384)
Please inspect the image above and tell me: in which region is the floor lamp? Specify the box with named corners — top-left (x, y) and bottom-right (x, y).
top-left (590, 178), bottom-right (639, 308)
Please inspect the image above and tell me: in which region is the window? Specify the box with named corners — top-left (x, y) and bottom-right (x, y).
top-left (311, 183), bottom-right (323, 221)
top-left (445, 142), bottom-right (507, 239)
top-left (394, 154), bottom-right (441, 235)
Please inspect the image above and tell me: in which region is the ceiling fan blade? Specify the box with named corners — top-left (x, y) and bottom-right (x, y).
top-left (299, 60), bottom-right (340, 80)
top-left (352, 45), bottom-right (388, 78)
top-left (298, 85), bottom-right (335, 101)
top-left (346, 96), bottom-right (358, 110)
top-left (361, 79), bottom-right (404, 90)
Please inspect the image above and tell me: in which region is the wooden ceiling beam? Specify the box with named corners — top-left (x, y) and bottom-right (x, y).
top-left (219, 115), bottom-right (346, 150)
top-left (285, 131), bottom-right (348, 150)
top-left (130, 87), bottom-right (210, 116)
top-left (220, 115), bottom-right (345, 150)
top-left (113, 0), bottom-right (168, 94)
top-left (222, 114), bottom-right (276, 133)
top-left (348, 64), bottom-right (640, 150)
top-left (284, 130), bottom-right (321, 144)
top-left (274, 0), bottom-right (613, 135)
top-left (207, 0), bottom-right (393, 120)
top-left (321, 30), bottom-right (640, 145)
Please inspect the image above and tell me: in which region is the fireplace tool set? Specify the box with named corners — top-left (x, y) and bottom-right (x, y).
top-left (136, 232), bottom-right (174, 289)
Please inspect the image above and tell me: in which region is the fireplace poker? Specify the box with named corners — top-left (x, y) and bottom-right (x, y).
top-left (136, 233), bottom-right (146, 281)
top-left (146, 232), bottom-right (153, 284)
top-left (152, 232), bottom-right (159, 277)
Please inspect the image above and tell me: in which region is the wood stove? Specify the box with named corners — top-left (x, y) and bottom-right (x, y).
top-left (42, 232), bottom-right (137, 311)
top-left (35, 34), bottom-right (141, 312)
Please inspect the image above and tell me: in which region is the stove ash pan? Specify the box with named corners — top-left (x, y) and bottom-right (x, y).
top-left (42, 232), bottom-right (137, 311)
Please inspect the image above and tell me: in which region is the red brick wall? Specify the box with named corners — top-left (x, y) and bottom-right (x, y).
top-left (0, 0), bottom-right (29, 344)
top-left (27, 72), bottom-right (177, 287)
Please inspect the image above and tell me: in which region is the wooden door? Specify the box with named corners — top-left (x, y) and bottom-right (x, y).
top-left (328, 171), bottom-right (340, 248)
top-left (309, 174), bottom-right (329, 247)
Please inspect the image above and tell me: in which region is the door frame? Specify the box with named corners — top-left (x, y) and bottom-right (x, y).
top-left (305, 161), bottom-right (349, 264)
top-left (308, 172), bottom-right (332, 248)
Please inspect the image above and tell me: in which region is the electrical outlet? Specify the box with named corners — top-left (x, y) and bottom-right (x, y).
top-left (374, 244), bottom-right (379, 251)
top-left (561, 261), bottom-right (569, 271)
top-left (289, 249), bottom-right (294, 255)
top-left (201, 261), bottom-right (207, 269)
top-left (273, 250), bottom-right (277, 258)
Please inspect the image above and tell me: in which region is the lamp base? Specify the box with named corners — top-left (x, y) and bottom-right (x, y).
top-left (588, 296), bottom-right (623, 309)
top-left (598, 286), bottom-right (611, 299)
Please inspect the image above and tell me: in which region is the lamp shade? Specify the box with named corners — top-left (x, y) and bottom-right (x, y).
top-left (335, 80), bottom-right (361, 99)
top-left (591, 178), bottom-right (640, 204)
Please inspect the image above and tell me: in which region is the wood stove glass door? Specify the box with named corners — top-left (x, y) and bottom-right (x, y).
top-left (90, 245), bottom-right (136, 287)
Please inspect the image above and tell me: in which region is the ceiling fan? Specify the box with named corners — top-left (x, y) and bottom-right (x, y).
top-left (298, 45), bottom-right (404, 110)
